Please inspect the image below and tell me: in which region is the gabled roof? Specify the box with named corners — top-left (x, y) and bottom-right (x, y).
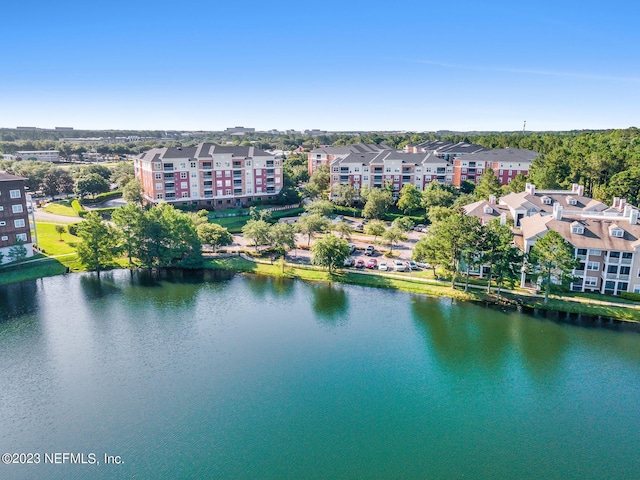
top-left (0, 172), bottom-right (27, 182)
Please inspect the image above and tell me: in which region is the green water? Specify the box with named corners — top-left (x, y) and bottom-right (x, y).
top-left (0, 270), bottom-right (639, 479)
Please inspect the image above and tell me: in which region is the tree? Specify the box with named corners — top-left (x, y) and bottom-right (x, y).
top-left (76, 173), bottom-right (110, 198)
top-left (197, 223), bottom-right (233, 252)
top-left (242, 219), bottom-right (271, 252)
top-left (474, 166), bottom-right (503, 200)
top-left (123, 178), bottom-right (143, 203)
top-left (332, 184), bottom-right (358, 210)
top-left (603, 167), bottom-right (640, 206)
top-left (397, 184), bottom-right (422, 214)
top-left (57, 172), bottom-right (75, 197)
top-left (505, 173), bottom-right (527, 194)
top-left (362, 188), bottom-right (392, 219)
top-left (75, 164), bottom-right (112, 181)
top-left (269, 222), bottom-right (296, 257)
top-left (415, 213), bottom-right (482, 287)
top-left (412, 234), bottom-right (440, 276)
top-left (528, 230), bottom-right (579, 304)
top-left (55, 224), bottom-right (66, 240)
top-left (297, 213), bottom-right (330, 246)
top-left (333, 220), bottom-right (353, 240)
top-left (382, 226), bottom-right (406, 254)
top-left (427, 205), bottom-right (456, 224)
top-left (110, 162), bottom-right (135, 189)
top-left (76, 212), bottom-right (117, 275)
top-left (304, 199), bottom-right (334, 217)
top-left (364, 219), bottom-right (386, 241)
top-left (111, 203), bottom-right (144, 265)
top-left (7, 242), bottom-right (27, 263)
top-left (40, 169), bottom-right (60, 198)
top-left (392, 216), bottom-right (414, 232)
top-left (311, 234), bottom-right (350, 273)
top-left (422, 181), bottom-right (454, 210)
top-left (459, 220), bottom-right (483, 292)
top-left (305, 165), bottom-right (330, 198)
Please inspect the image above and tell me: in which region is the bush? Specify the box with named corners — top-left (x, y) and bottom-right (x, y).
top-left (71, 199), bottom-right (85, 216)
top-left (620, 292), bottom-right (640, 301)
top-left (67, 224), bottom-right (79, 236)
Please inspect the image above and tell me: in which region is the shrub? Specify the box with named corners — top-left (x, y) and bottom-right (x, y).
top-left (620, 292), bottom-right (640, 301)
top-left (67, 224), bottom-right (79, 236)
top-left (80, 190), bottom-right (123, 205)
top-left (71, 199), bottom-right (85, 216)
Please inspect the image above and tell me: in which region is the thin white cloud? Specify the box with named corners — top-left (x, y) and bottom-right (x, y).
top-left (412, 59), bottom-right (640, 83)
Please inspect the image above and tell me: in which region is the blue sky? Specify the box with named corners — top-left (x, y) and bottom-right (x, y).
top-left (2, 0), bottom-right (639, 132)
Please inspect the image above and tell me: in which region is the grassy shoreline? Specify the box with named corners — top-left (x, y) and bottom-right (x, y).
top-left (2, 254), bottom-right (639, 324)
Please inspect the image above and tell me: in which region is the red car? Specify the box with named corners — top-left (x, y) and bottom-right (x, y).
top-left (355, 259), bottom-right (366, 269)
top-left (366, 258), bottom-right (378, 269)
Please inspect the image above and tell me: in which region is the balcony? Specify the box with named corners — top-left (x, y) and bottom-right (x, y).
top-left (436, 169), bottom-right (446, 174)
top-left (603, 272), bottom-right (630, 281)
top-left (572, 269), bottom-right (585, 277)
top-left (202, 174), bottom-right (212, 180)
top-left (163, 165), bottom-right (174, 171)
top-left (201, 162), bottom-right (212, 170)
top-left (373, 168), bottom-right (383, 173)
top-left (340, 168), bottom-right (349, 173)
top-left (266, 180), bottom-right (275, 186)
top-left (266, 161), bottom-right (274, 167)
top-left (204, 193), bottom-right (214, 199)
top-left (165, 188), bottom-right (175, 193)
top-left (233, 180), bottom-right (242, 186)
top-left (576, 254), bottom-right (587, 261)
top-left (203, 181), bottom-right (213, 187)
top-left (402, 176), bottom-right (411, 183)
top-left (164, 173), bottom-right (174, 179)
top-left (402, 168), bottom-right (412, 174)
top-left (233, 162), bottom-right (242, 168)
top-left (340, 176), bottom-right (349, 183)
top-left (266, 169), bottom-right (275, 175)
top-left (266, 188), bottom-right (275, 194)
top-left (234, 189), bottom-right (243, 195)
top-left (621, 258), bottom-right (632, 265)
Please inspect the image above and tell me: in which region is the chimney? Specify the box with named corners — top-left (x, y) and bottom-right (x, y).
top-left (525, 183), bottom-right (536, 195)
top-left (620, 198), bottom-right (627, 211)
top-left (630, 209), bottom-right (639, 225)
top-left (571, 183), bottom-right (579, 193)
top-left (624, 204), bottom-right (633, 217)
top-left (613, 197), bottom-right (620, 209)
top-left (489, 194), bottom-right (496, 205)
top-left (578, 185), bottom-right (584, 196)
top-left (553, 203), bottom-right (563, 220)
top-left (500, 213), bottom-right (507, 226)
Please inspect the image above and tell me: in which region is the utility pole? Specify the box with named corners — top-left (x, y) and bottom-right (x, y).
top-left (523, 120), bottom-right (527, 133)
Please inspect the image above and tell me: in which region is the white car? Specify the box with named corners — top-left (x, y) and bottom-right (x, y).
top-left (379, 262), bottom-right (390, 271)
top-left (394, 260), bottom-right (407, 272)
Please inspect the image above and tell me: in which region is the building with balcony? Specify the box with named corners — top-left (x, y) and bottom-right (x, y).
top-left (135, 143), bottom-right (282, 209)
top-left (452, 148), bottom-right (539, 186)
top-left (307, 143), bottom-right (393, 176)
top-left (0, 173), bottom-right (34, 264)
top-left (15, 150), bottom-right (60, 162)
top-left (519, 203), bottom-right (640, 295)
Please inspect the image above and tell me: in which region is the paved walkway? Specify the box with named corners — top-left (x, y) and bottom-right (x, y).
top-left (33, 209), bottom-right (80, 224)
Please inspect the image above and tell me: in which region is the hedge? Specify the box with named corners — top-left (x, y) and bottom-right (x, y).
top-left (71, 199), bottom-right (85, 216)
top-left (620, 292), bottom-right (640, 301)
top-left (80, 190), bottom-right (123, 205)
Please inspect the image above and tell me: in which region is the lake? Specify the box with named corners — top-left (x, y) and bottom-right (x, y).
top-left (1, 269), bottom-right (639, 479)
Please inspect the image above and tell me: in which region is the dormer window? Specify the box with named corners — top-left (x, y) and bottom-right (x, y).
top-left (542, 196), bottom-right (552, 205)
top-left (609, 226), bottom-right (624, 238)
top-left (567, 196), bottom-right (577, 206)
top-left (571, 222), bottom-right (584, 235)
top-left (484, 206), bottom-right (493, 214)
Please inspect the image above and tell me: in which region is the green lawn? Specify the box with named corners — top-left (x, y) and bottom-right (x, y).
top-left (0, 258), bottom-right (69, 285)
top-left (42, 200), bottom-right (79, 217)
top-left (35, 222), bottom-right (81, 255)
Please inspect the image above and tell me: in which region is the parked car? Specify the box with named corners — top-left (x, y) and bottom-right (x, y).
top-left (355, 259), bottom-right (366, 269)
top-left (413, 224), bottom-right (425, 231)
top-left (406, 261), bottom-right (419, 270)
top-left (394, 260), bottom-right (408, 272)
top-left (344, 257), bottom-right (355, 267)
top-left (366, 258), bottom-right (378, 269)
top-left (348, 243), bottom-right (357, 253)
top-left (365, 245), bottom-right (375, 256)
top-left (416, 262), bottom-right (431, 269)
top-left (355, 223), bottom-right (364, 231)
top-left (379, 262), bottom-right (390, 271)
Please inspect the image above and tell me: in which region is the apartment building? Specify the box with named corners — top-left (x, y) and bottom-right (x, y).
top-left (135, 143), bottom-right (282, 209)
top-left (307, 143), bottom-right (392, 176)
top-left (403, 140), bottom-right (487, 159)
top-left (519, 203), bottom-right (640, 295)
top-left (452, 148), bottom-right (539, 186)
top-left (328, 151), bottom-right (453, 200)
top-left (15, 150), bottom-right (60, 162)
top-left (0, 173), bottom-right (33, 264)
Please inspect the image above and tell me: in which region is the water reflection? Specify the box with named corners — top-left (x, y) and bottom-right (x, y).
top-left (410, 296), bottom-right (567, 381)
top-left (310, 283), bottom-right (349, 327)
top-left (0, 280), bottom-right (40, 322)
top-left (79, 272), bottom-right (121, 299)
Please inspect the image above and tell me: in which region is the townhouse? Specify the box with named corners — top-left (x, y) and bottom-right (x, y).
top-left (0, 173), bottom-right (33, 264)
top-left (135, 143), bottom-right (283, 209)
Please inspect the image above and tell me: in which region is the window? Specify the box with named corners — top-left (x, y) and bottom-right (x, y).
top-left (607, 265), bottom-right (618, 274)
top-left (225, 189), bottom-right (231, 195)
top-left (590, 249), bottom-right (602, 256)
top-left (182, 192), bottom-right (188, 198)
top-left (461, 175), bottom-right (467, 181)
top-left (354, 167), bottom-right (360, 172)
top-left (621, 266), bottom-right (631, 276)
top-left (385, 167), bottom-right (391, 173)
top-left (180, 172), bottom-right (187, 179)
top-left (16, 233), bottom-right (27, 242)
top-left (0, 221), bottom-right (5, 226)
top-left (572, 225), bottom-right (584, 234)
top-left (12, 204), bottom-right (23, 213)
top-left (191, 172), bottom-right (197, 178)
top-left (180, 163), bottom-right (186, 169)
top-left (14, 219), bottom-right (25, 228)
top-left (246, 160), bottom-right (251, 166)
top-left (156, 193), bottom-right (163, 199)
top-left (333, 167), bottom-right (339, 172)
top-left (10, 189), bottom-right (21, 199)
top-left (154, 162), bottom-right (161, 170)
top-left (155, 173), bottom-right (162, 180)
top-left (225, 171), bottom-right (230, 177)
top-left (585, 277), bottom-right (598, 286)
top-left (0, 236), bottom-right (7, 241)
top-left (363, 176), bottom-right (369, 181)
top-left (156, 183), bottom-right (163, 190)
top-left (610, 227), bottom-right (624, 238)
top-left (190, 162), bottom-right (197, 168)
top-left (181, 182), bottom-right (188, 189)
top-left (587, 262), bottom-right (600, 270)
top-left (0, 206), bottom-right (3, 211)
